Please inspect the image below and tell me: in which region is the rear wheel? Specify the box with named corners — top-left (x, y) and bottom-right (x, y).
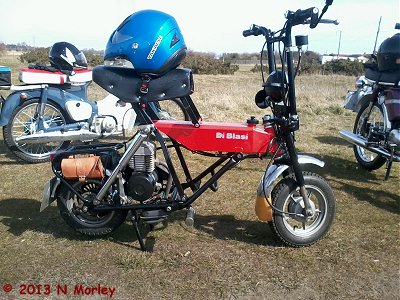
top-left (353, 102), bottom-right (387, 170)
top-left (3, 98), bottom-right (70, 163)
top-left (57, 180), bottom-right (127, 236)
top-left (270, 172), bottom-right (336, 247)
top-left (157, 98), bottom-right (190, 121)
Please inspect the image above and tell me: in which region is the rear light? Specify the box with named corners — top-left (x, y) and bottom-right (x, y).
top-left (19, 92), bottom-right (28, 100)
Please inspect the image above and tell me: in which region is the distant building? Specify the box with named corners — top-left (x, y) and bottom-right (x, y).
top-left (321, 54), bottom-right (369, 64)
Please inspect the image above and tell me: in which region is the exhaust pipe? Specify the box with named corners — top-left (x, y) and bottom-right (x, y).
top-left (15, 130), bottom-right (101, 144)
top-left (339, 130), bottom-right (400, 162)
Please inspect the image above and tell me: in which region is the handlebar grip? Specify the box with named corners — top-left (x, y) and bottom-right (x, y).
top-left (293, 7), bottom-right (317, 22)
top-left (243, 29), bottom-right (254, 37)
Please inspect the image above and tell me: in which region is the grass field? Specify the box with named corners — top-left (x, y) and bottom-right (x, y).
top-left (0, 57), bottom-right (399, 299)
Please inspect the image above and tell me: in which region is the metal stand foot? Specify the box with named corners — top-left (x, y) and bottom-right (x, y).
top-left (385, 146), bottom-right (394, 181)
top-left (131, 211), bottom-right (147, 252)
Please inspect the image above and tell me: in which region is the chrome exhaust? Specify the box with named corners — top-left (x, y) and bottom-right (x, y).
top-left (339, 130), bottom-right (400, 162)
top-left (15, 130), bottom-right (102, 144)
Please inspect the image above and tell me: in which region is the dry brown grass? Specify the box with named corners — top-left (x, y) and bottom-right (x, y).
top-left (0, 58), bottom-right (399, 300)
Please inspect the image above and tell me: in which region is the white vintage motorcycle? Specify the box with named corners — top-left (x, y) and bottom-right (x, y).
top-left (0, 42), bottom-right (186, 163)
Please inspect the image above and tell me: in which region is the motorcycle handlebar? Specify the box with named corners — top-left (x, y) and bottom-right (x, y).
top-left (286, 7), bottom-right (321, 28)
top-left (242, 25), bottom-right (270, 37)
top-left (242, 29), bottom-right (254, 37)
top-left (291, 7), bottom-right (317, 22)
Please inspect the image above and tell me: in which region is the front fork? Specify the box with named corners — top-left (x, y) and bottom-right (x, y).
top-left (284, 130), bottom-right (315, 218)
top-left (34, 86), bottom-right (49, 132)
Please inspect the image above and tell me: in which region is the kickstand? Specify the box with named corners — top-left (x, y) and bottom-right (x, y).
top-left (384, 146), bottom-right (394, 181)
top-left (384, 159), bottom-right (393, 181)
top-left (131, 211), bottom-right (147, 251)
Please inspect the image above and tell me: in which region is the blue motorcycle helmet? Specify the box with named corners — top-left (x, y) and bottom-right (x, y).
top-left (104, 10), bottom-right (187, 76)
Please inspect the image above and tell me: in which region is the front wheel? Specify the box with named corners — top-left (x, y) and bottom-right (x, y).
top-left (270, 172), bottom-right (336, 247)
top-left (353, 102), bottom-right (386, 170)
top-left (57, 180), bottom-right (128, 236)
top-left (3, 98), bottom-right (70, 163)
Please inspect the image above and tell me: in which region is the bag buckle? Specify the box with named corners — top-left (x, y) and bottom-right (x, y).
top-left (140, 75), bottom-right (151, 94)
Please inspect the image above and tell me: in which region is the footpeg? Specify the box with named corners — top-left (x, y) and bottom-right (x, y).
top-left (185, 207), bottom-right (195, 226)
top-left (141, 210), bottom-right (168, 224)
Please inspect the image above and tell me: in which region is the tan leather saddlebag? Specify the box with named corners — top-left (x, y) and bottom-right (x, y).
top-left (61, 155), bottom-right (104, 182)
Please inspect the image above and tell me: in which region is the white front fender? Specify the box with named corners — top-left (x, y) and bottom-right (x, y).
top-left (257, 155), bottom-right (325, 198)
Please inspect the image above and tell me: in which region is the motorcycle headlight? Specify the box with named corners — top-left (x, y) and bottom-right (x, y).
top-left (263, 71), bottom-right (287, 102)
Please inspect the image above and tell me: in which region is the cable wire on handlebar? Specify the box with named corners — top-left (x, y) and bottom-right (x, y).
top-left (294, 49), bottom-right (302, 79)
top-left (260, 40), bottom-right (268, 83)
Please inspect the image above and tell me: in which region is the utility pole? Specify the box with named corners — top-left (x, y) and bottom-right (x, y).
top-left (336, 30), bottom-right (342, 59)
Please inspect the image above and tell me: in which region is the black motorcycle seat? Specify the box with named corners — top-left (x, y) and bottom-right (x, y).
top-left (365, 67), bottom-right (400, 86)
top-left (92, 66), bottom-right (194, 103)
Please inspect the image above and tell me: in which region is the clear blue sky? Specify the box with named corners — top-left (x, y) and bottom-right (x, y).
top-left (0, 0), bottom-right (398, 55)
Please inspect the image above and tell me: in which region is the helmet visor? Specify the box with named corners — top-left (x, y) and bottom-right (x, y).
top-left (111, 30), bottom-right (133, 44)
top-left (74, 52), bottom-right (88, 67)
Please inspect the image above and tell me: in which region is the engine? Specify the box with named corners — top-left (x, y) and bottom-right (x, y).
top-left (92, 116), bottom-right (118, 134)
top-left (125, 141), bottom-right (158, 201)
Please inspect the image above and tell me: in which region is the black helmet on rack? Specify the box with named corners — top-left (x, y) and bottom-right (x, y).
top-left (49, 42), bottom-right (88, 71)
top-left (376, 33), bottom-right (400, 72)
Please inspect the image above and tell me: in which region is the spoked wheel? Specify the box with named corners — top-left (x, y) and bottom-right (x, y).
top-left (3, 98), bottom-right (70, 163)
top-left (270, 172), bottom-right (336, 247)
top-left (151, 98), bottom-right (190, 140)
top-left (156, 98), bottom-right (190, 121)
top-left (353, 102), bottom-right (386, 170)
top-left (57, 180), bottom-right (127, 236)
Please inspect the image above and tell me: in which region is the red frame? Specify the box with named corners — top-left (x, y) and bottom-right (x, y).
top-left (154, 120), bottom-right (279, 154)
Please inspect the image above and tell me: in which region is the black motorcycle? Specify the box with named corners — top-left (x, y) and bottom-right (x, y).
top-left (340, 24), bottom-right (400, 180)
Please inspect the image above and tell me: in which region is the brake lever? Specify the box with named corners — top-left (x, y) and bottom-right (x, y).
top-left (305, 19), bottom-right (339, 25)
top-left (310, 11), bottom-right (319, 28)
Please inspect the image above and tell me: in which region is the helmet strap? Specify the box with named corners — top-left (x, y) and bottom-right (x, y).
top-left (139, 75), bottom-right (151, 94)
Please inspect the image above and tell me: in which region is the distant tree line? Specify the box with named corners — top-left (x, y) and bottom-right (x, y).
top-left (2, 42), bottom-right (34, 52)
top-left (248, 50), bottom-right (364, 76)
top-left (18, 47), bottom-right (104, 67)
top-left (2, 43), bottom-right (364, 76)
top-left (181, 51), bottom-right (239, 75)
top-left (14, 46), bottom-right (240, 74)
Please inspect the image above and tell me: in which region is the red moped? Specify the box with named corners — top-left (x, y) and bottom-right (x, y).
top-left (41, 0), bottom-right (337, 251)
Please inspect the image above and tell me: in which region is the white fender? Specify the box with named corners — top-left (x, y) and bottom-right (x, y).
top-left (255, 155), bottom-right (325, 222)
top-left (259, 155), bottom-right (324, 197)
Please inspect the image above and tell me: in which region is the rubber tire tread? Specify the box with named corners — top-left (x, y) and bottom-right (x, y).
top-left (352, 101), bottom-right (386, 170)
top-left (270, 172), bottom-right (336, 247)
top-left (3, 98), bottom-right (70, 163)
top-left (57, 184), bottom-right (128, 236)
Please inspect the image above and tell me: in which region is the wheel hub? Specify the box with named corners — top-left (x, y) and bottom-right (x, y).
top-left (27, 120), bottom-right (36, 134)
top-left (288, 196), bottom-right (316, 222)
